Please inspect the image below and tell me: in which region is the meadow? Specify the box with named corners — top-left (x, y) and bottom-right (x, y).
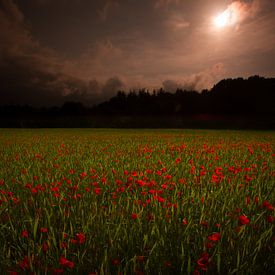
top-left (0, 129), bottom-right (274, 274)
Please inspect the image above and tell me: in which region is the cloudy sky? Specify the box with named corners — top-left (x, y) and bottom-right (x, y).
top-left (1, 0), bottom-right (275, 106)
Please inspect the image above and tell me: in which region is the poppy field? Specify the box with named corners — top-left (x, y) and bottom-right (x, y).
top-left (0, 129), bottom-right (274, 274)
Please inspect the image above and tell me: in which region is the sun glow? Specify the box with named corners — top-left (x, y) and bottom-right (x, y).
top-left (214, 10), bottom-right (230, 28)
top-left (214, 7), bottom-right (238, 29)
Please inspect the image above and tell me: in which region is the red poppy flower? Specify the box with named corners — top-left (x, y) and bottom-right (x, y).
top-left (267, 215), bottom-right (274, 223)
top-left (175, 157), bottom-right (181, 164)
top-left (200, 220), bottom-right (208, 227)
top-left (182, 218), bottom-right (188, 225)
top-left (136, 256), bottom-right (145, 262)
top-left (196, 252), bottom-right (209, 271)
top-left (76, 233), bottom-right (85, 244)
top-left (59, 256), bottom-right (74, 269)
top-left (262, 200), bottom-right (274, 211)
top-left (80, 172), bottom-right (87, 179)
top-left (70, 239), bottom-right (78, 245)
top-left (60, 241), bottom-right (67, 249)
top-left (239, 215), bottom-right (250, 225)
top-left (207, 232), bottom-right (221, 242)
top-left (42, 242), bottom-right (49, 253)
top-left (21, 230), bottom-right (28, 238)
top-left (157, 196), bottom-right (165, 203)
top-left (94, 187), bottom-right (101, 195)
top-left (131, 213), bottom-right (138, 220)
top-left (164, 261), bottom-right (172, 267)
top-left (40, 227), bottom-right (48, 233)
top-left (19, 256), bottom-right (30, 270)
top-left (206, 242), bottom-right (214, 249)
top-left (111, 258), bottom-right (121, 266)
top-left (31, 188), bottom-right (38, 194)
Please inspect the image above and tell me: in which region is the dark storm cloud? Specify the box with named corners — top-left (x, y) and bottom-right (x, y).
top-left (1, 0), bottom-right (275, 106)
top-left (0, 0), bottom-right (125, 106)
top-left (98, 0), bottom-right (120, 22)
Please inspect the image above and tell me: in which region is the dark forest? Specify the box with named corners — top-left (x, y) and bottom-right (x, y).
top-left (1, 75), bottom-right (274, 129)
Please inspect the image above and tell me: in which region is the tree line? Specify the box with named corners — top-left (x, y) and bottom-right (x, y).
top-left (0, 75), bottom-right (274, 128)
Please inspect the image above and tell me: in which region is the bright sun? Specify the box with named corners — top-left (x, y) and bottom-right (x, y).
top-left (214, 7), bottom-right (238, 29)
top-left (214, 10), bottom-right (230, 28)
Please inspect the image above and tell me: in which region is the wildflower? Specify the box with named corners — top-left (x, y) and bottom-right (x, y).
top-left (31, 188), bottom-right (38, 194)
top-left (157, 196), bottom-right (165, 203)
top-left (179, 179), bottom-right (186, 185)
top-left (111, 258), bottom-right (121, 266)
top-left (131, 213), bottom-right (138, 220)
top-left (13, 197), bottom-right (20, 204)
top-left (136, 256), bottom-right (145, 262)
top-left (40, 227), bottom-right (48, 233)
top-left (262, 200), bottom-right (274, 211)
top-left (19, 256), bottom-right (29, 270)
top-left (175, 157), bottom-right (181, 164)
top-left (76, 233), bottom-right (85, 244)
top-left (59, 256), bottom-right (74, 269)
top-left (21, 230), bottom-right (28, 238)
top-left (21, 169), bottom-right (27, 174)
top-left (131, 171), bottom-right (138, 177)
top-left (196, 252), bottom-right (209, 271)
top-left (267, 215), bottom-right (274, 223)
top-left (42, 242), bottom-right (49, 253)
top-left (164, 174), bottom-right (172, 180)
top-left (239, 215), bottom-right (250, 226)
top-left (164, 261), bottom-right (172, 267)
top-left (206, 242), bottom-right (214, 249)
top-left (60, 242), bottom-right (67, 249)
top-left (80, 172), bottom-right (87, 179)
top-left (70, 239), bottom-right (78, 245)
top-left (182, 218), bottom-right (188, 225)
top-left (69, 169), bottom-right (75, 174)
top-left (200, 220), bottom-right (208, 227)
top-left (207, 232), bottom-right (221, 242)
top-left (94, 187), bottom-right (101, 195)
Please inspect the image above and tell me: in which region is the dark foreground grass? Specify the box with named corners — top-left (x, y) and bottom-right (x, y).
top-left (0, 129), bottom-right (274, 274)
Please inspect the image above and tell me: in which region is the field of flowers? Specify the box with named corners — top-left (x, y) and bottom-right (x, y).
top-left (0, 129), bottom-right (274, 274)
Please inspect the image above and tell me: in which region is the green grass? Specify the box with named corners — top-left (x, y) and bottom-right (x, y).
top-left (0, 129), bottom-right (274, 274)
